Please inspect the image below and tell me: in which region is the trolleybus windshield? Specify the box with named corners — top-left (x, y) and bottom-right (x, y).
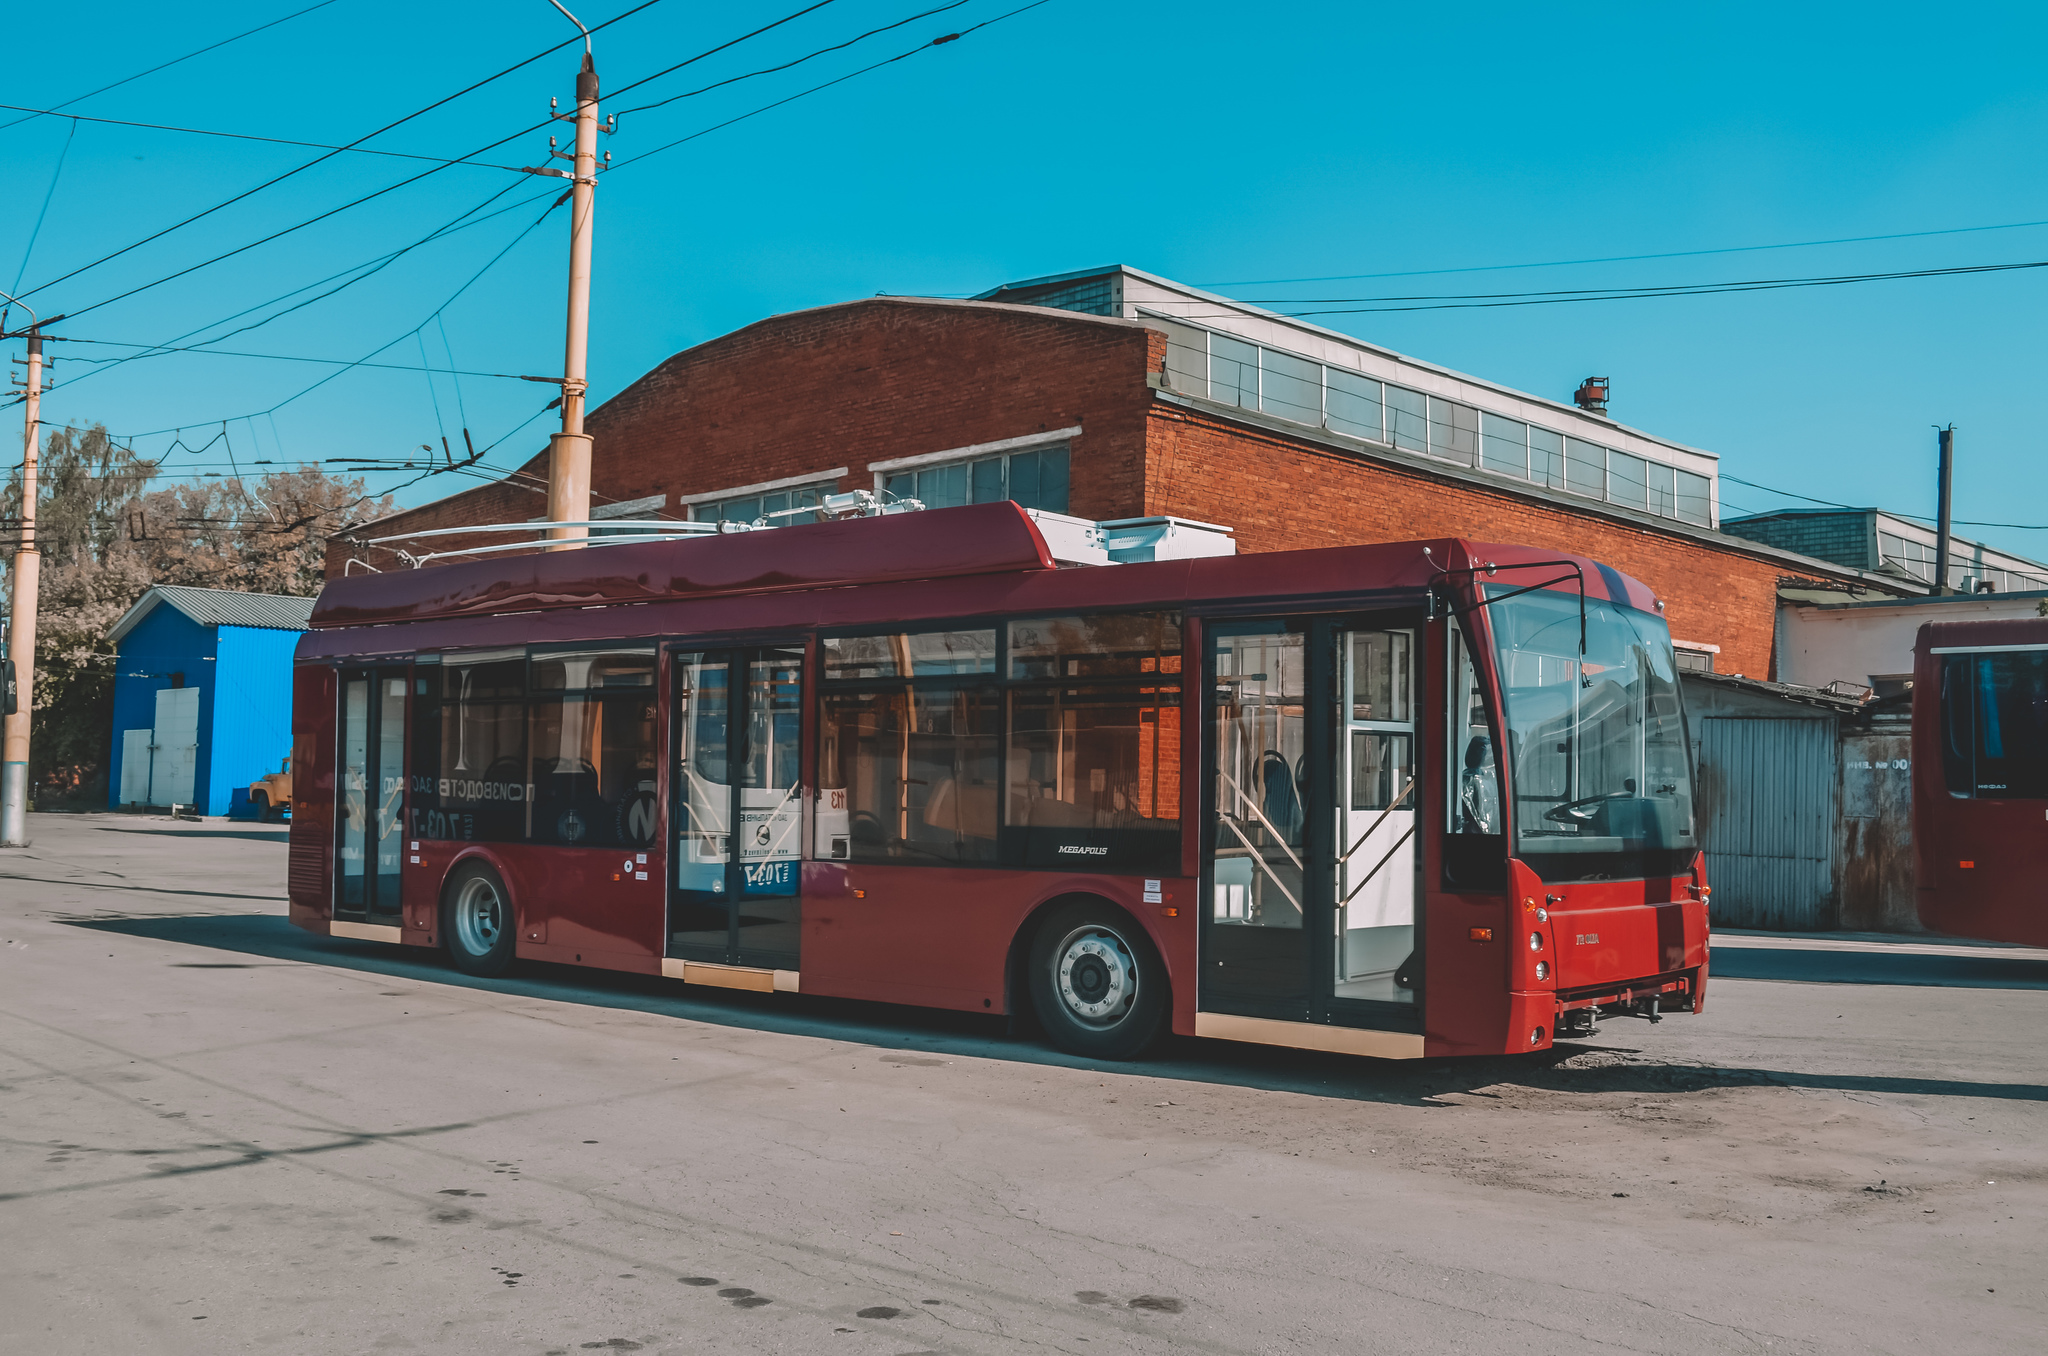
top-left (1487, 586), bottom-right (1695, 881)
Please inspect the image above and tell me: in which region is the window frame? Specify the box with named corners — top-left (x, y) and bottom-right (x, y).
top-left (815, 611), bottom-right (1187, 872)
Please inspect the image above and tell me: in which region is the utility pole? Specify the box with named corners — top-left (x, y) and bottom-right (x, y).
top-left (546, 5), bottom-right (600, 551)
top-left (1, 293), bottom-right (54, 846)
top-left (1933, 425), bottom-right (1956, 596)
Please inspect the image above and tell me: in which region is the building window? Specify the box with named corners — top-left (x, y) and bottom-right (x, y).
top-left (1564, 437), bottom-right (1606, 499)
top-left (1480, 412), bottom-right (1529, 479)
top-left (1675, 469), bottom-right (1713, 526)
top-left (1608, 451), bottom-right (1649, 511)
top-left (1647, 460), bottom-right (1677, 518)
top-left (1210, 334), bottom-right (1259, 409)
top-left (1386, 385), bottom-right (1428, 453)
top-left (1529, 426), bottom-right (1564, 488)
top-left (1326, 368), bottom-right (1383, 442)
top-left (884, 446), bottom-right (1069, 515)
top-left (1260, 348), bottom-right (1323, 426)
top-left (1427, 397), bottom-right (1479, 466)
top-left (694, 479), bottom-right (837, 527)
top-left (1673, 647), bottom-right (1715, 674)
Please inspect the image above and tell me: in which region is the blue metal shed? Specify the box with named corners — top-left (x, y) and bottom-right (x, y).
top-left (106, 586), bottom-right (315, 815)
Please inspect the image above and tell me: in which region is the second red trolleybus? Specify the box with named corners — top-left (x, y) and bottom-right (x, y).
top-left (289, 502), bottom-right (1708, 1060)
top-left (1914, 616), bottom-right (2048, 946)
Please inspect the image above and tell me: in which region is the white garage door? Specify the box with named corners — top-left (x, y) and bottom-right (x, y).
top-left (150, 687), bottom-right (200, 807)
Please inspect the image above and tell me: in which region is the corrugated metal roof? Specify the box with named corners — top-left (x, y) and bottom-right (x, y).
top-left (108, 585), bottom-right (316, 644)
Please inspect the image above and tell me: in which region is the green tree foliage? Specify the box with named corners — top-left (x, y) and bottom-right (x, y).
top-left (3, 423), bottom-right (391, 806)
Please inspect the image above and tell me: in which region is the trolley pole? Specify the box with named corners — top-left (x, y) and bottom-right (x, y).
top-left (2, 305), bottom-right (47, 846)
top-left (545, 37), bottom-right (600, 551)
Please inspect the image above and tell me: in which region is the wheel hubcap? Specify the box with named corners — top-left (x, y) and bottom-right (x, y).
top-left (453, 877), bottom-right (503, 955)
top-left (1054, 925), bottom-right (1137, 1027)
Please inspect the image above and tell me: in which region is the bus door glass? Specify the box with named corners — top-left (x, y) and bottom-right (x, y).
top-left (336, 665), bottom-right (408, 921)
top-left (1203, 619), bottom-right (1420, 1027)
top-left (1336, 629), bottom-right (1417, 1005)
top-left (1205, 625), bottom-right (1310, 1016)
top-left (669, 646), bottom-right (804, 970)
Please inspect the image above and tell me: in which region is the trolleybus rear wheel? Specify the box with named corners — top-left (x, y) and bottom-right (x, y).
top-left (1029, 901), bottom-right (1167, 1061)
top-left (443, 862), bottom-right (516, 977)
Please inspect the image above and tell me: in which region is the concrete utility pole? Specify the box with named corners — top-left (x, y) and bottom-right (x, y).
top-left (1933, 425), bottom-right (1956, 596)
top-left (1, 295), bottom-right (50, 846)
top-left (546, 3), bottom-right (600, 551)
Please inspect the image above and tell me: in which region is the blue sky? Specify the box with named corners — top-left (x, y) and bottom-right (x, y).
top-left (4, 1), bottom-right (2044, 555)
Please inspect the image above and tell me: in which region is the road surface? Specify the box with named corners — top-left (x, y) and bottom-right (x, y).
top-left (3, 815), bottom-right (2042, 1354)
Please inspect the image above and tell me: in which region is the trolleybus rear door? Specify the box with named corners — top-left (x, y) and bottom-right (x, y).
top-left (1203, 620), bottom-right (1420, 1029)
top-left (670, 645), bottom-right (804, 971)
top-left (335, 665), bottom-right (408, 924)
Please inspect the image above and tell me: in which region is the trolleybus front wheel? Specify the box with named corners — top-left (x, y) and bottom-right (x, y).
top-left (443, 861), bottom-right (516, 978)
top-left (1028, 902), bottom-right (1167, 1061)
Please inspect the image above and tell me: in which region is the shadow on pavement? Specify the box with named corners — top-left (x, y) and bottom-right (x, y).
top-left (91, 826), bottom-right (290, 844)
top-left (60, 912), bottom-right (2048, 1108)
top-left (1711, 944), bottom-right (2048, 990)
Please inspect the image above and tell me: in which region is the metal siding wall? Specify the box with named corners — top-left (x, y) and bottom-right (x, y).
top-left (208, 626), bottom-right (303, 815)
top-left (1697, 717), bottom-right (1836, 929)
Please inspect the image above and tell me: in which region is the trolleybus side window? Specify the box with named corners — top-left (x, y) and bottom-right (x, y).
top-left (1939, 650), bottom-right (2048, 799)
top-left (411, 646), bottom-right (657, 846)
top-left (819, 629), bottom-right (1001, 866)
top-left (530, 648), bottom-right (659, 847)
top-left (816, 614), bottom-right (1183, 871)
top-left (1005, 614), bottom-right (1181, 873)
top-left (1443, 621), bottom-right (1506, 889)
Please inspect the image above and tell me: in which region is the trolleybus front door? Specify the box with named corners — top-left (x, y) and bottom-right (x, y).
top-left (670, 645), bottom-right (804, 971)
top-left (1202, 620), bottom-right (1420, 1030)
top-left (335, 665), bottom-right (408, 926)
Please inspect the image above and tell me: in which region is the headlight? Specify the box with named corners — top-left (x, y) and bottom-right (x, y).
top-left (1529, 932), bottom-right (1544, 951)
top-left (1535, 960), bottom-right (1549, 980)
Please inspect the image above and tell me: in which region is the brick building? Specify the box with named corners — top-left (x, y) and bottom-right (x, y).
top-left (329, 265), bottom-right (1913, 678)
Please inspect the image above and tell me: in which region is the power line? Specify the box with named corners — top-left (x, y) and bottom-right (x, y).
top-left (1721, 473), bottom-right (2048, 531)
top-left (1197, 217), bottom-right (2048, 288)
top-left (7, 117), bottom-right (79, 317)
top-left (50, 335), bottom-right (560, 381)
top-left (610, 0), bottom-right (1054, 173)
top-left (9, 181), bottom-right (552, 404)
top-left (10, 0), bottom-right (673, 310)
top-left (0, 0), bottom-right (345, 132)
top-left (1235, 260), bottom-right (2048, 312)
top-left (609, 0), bottom-right (968, 117)
top-left (0, 102), bottom-right (533, 171)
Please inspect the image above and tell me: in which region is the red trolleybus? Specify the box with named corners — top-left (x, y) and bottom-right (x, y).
top-left (289, 502), bottom-right (1708, 1060)
top-left (1914, 617), bottom-right (2048, 945)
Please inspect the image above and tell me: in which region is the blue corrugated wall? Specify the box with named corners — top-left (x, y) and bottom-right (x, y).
top-left (206, 625), bottom-right (300, 815)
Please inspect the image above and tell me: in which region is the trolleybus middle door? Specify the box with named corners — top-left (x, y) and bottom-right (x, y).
top-left (670, 646), bottom-right (804, 971)
top-left (1202, 619), bottom-right (1420, 1029)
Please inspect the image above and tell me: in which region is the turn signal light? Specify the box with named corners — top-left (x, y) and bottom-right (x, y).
top-left (1959, 861), bottom-right (1976, 869)
top-left (1468, 927), bottom-right (1494, 942)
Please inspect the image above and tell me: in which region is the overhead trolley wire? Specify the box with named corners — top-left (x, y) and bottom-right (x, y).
top-left (0, 0), bottom-right (345, 133)
top-left (1720, 473), bottom-right (2048, 532)
top-left (607, 0), bottom-right (969, 117)
top-left (608, 0), bottom-right (1054, 173)
top-left (0, 102), bottom-right (536, 171)
top-left (1197, 217), bottom-right (2048, 288)
top-left (9, 0), bottom-right (674, 311)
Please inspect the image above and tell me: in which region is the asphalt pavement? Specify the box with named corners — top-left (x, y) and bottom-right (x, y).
top-left (3, 814), bottom-right (2042, 1355)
